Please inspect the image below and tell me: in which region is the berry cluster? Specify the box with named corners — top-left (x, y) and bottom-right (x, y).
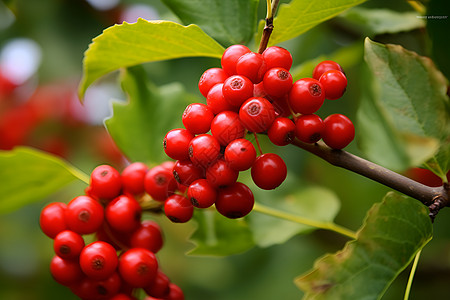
top-left (163, 45), bottom-right (355, 220)
top-left (39, 163), bottom-right (184, 300)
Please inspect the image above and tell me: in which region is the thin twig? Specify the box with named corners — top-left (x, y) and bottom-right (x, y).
top-left (258, 0), bottom-right (281, 54)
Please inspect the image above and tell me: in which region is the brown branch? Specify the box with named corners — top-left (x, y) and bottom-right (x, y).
top-left (258, 0), bottom-right (280, 54)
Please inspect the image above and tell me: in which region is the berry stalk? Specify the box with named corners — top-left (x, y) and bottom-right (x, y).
top-left (258, 0), bottom-right (280, 54)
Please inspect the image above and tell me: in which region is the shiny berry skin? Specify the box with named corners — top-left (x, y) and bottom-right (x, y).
top-left (188, 134), bottom-right (221, 168)
top-left (267, 117), bottom-right (296, 146)
top-left (198, 67), bottom-right (228, 97)
top-left (288, 78), bottom-right (325, 114)
top-left (210, 111), bottom-right (246, 146)
top-left (53, 230), bottom-right (85, 260)
top-left (222, 75), bottom-right (254, 107)
top-left (182, 103), bottom-right (214, 134)
top-left (129, 220), bottom-right (164, 254)
top-left (79, 241), bottom-right (118, 280)
top-left (295, 114), bottom-right (324, 143)
top-left (71, 271), bottom-right (121, 300)
top-left (206, 159), bottom-right (239, 188)
top-left (322, 114), bottom-right (355, 149)
top-left (239, 97), bottom-right (276, 133)
top-left (50, 255), bottom-right (84, 286)
top-left (221, 44), bottom-right (251, 76)
top-left (105, 195), bottom-right (142, 233)
top-left (121, 162), bottom-right (148, 195)
top-left (172, 159), bottom-right (204, 186)
top-left (319, 70), bottom-right (347, 100)
top-left (263, 67), bottom-right (293, 98)
top-left (206, 83), bottom-right (238, 115)
top-left (187, 179), bottom-right (217, 208)
top-left (215, 182), bottom-right (254, 219)
top-left (251, 153), bottom-right (287, 190)
top-left (119, 248), bottom-right (158, 288)
top-left (65, 196), bottom-right (104, 235)
top-left (236, 52), bottom-right (267, 84)
top-left (262, 46), bottom-right (293, 71)
top-left (89, 165), bottom-right (122, 200)
top-left (166, 283), bottom-right (185, 300)
top-left (312, 60), bottom-right (344, 80)
top-left (163, 128), bottom-right (194, 161)
top-left (164, 194), bottom-right (194, 223)
top-left (40, 202), bottom-right (68, 239)
top-left (144, 166), bottom-right (178, 201)
top-left (224, 138), bottom-right (256, 171)
top-left (144, 270), bottom-right (170, 298)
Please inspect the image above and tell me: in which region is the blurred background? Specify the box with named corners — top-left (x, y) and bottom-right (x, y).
top-left (1, 0), bottom-right (449, 299)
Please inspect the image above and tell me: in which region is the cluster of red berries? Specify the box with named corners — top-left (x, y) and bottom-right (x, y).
top-left (39, 164), bottom-right (184, 300)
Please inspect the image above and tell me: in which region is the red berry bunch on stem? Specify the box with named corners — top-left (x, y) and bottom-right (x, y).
top-left (39, 163), bottom-right (184, 300)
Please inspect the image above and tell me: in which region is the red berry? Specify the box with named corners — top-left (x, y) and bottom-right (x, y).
top-left (239, 97), bottom-right (276, 133)
top-left (206, 83), bottom-right (239, 115)
top-left (263, 67), bottom-right (293, 98)
top-left (129, 220), bottom-right (164, 254)
top-left (221, 44), bottom-right (251, 76)
top-left (89, 165), bottom-right (122, 201)
top-left (53, 230), bottom-right (85, 260)
top-left (295, 114), bottom-right (324, 143)
top-left (166, 283), bottom-right (185, 300)
top-left (144, 270), bottom-right (170, 298)
top-left (187, 179), bottom-right (217, 208)
top-left (105, 195), bottom-right (142, 233)
top-left (40, 202), bottom-right (67, 239)
top-left (65, 196), bottom-right (104, 235)
top-left (119, 248), bottom-right (158, 288)
top-left (288, 78), bottom-right (325, 114)
top-left (312, 60), bottom-right (344, 80)
top-left (319, 70), bottom-right (347, 100)
top-left (164, 194), bottom-right (194, 223)
top-left (121, 162), bottom-right (148, 195)
top-left (215, 182), bottom-right (254, 219)
top-left (322, 114), bottom-right (355, 149)
top-left (222, 75), bottom-right (254, 107)
top-left (224, 138), bottom-right (256, 171)
top-left (50, 255), bottom-right (83, 286)
top-left (144, 166), bottom-right (178, 201)
top-left (236, 52), bottom-right (267, 84)
top-left (262, 46), bottom-right (293, 71)
top-left (198, 67), bottom-right (228, 97)
top-left (172, 159), bottom-right (204, 186)
top-left (163, 128), bottom-right (194, 161)
top-left (210, 111), bottom-right (246, 146)
top-left (251, 153), bottom-right (287, 190)
top-left (188, 134), bottom-right (221, 168)
top-left (206, 159), bottom-right (239, 188)
top-left (182, 103), bottom-right (214, 134)
top-left (79, 241), bottom-right (118, 280)
top-left (267, 117), bottom-right (296, 146)
top-left (71, 271), bottom-right (121, 300)
top-left (110, 294), bottom-right (138, 300)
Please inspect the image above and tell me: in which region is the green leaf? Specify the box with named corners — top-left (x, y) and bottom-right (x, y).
top-left (267, 0), bottom-right (367, 46)
top-left (79, 19), bottom-right (225, 98)
top-left (105, 66), bottom-right (196, 165)
top-left (358, 38), bottom-right (450, 176)
top-left (248, 186), bottom-right (340, 248)
top-left (0, 147), bottom-right (88, 214)
top-left (161, 0), bottom-right (259, 46)
top-left (188, 209), bottom-right (255, 256)
top-left (295, 192), bottom-right (433, 300)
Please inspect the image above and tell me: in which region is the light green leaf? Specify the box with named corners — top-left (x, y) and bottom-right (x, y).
top-left (161, 0), bottom-right (259, 46)
top-left (79, 19), bottom-right (225, 98)
top-left (358, 38), bottom-right (450, 176)
top-left (295, 192), bottom-right (433, 300)
top-left (0, 147), bottom-right (88, 214)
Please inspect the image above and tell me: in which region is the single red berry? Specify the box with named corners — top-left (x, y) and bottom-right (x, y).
top-left (71, 271), bottom-right (121, 300)
top-left (163, 128), bottom-right (194, 161)
top-left (267, 117), bottom-right (296, 146)
top-left (251, 153), bottom-right (287, 190)
top-left (188, 134), bottom-right (221, 168)
top-left (182, 103), bottom-right (214, 134)
top-left (224, 138), bottom-right (256, 171)
top-left (144, 166), bottom-right (178, 201)
top-left (198, 67), bottom-right (228, 97)
top-left (160, 161), bottom-right (175, 171)
top-left (89, 165), bottom-right (122, 201)
top-left (215, 182), bottom-right (254, 219)
top-left (166, 283), bottom-right (185, 300)
top-left (236, 52), bottom-right (267, 84)
top-left (119, 248), bottom-right (158, 288)
top-left (262, 46), bottom-right (293, 71)
top-left (50, 255), bottom-right (83, 286)
top-left (206, 83), bottom-right (239, 115)
top-left (288, 78), bottom-right (325, 114)
top-left (210, 111), bottom-right (246, 146)
top-left (121, 162), bottom-right (148, 195)
top-left (221, 44), bottom-right (251, 76)
top-left (105, 195), bottom-right (142, 233)
top-left (263, 68), bottom-right (293, 98)
top-left (65, 196), bottom-right (104, 235)
top-left (79, 241), bottom-right (118, 280)
top-left (53, 230), bottom-right (85, 260)
top-left (319, 70), bottom-right (347, 100)
top-left (164, 194), bottom-right (194, 223)
top-left (144, 270), bottom-right (170, 298)
top-left (312, 60), bottom-right (344, 80)
top-left (40, 202), bottom-right (68, 239)
top-left (239, 97), bottom-right (276, 133)
top-left (187, 179), bottom-right (217, 208)
top-left (222, 75), bottom-right (254, 107)
top-left (129, 220), bottom-right (164, 254)
top-left (206, 159), bottom-right (239, 188)
top-left (322, 114), bottom-right (355, 149)
top-left (295, 114), bottom-right (324, 143)
top-left (172, 159), bottom-right (204, 186)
